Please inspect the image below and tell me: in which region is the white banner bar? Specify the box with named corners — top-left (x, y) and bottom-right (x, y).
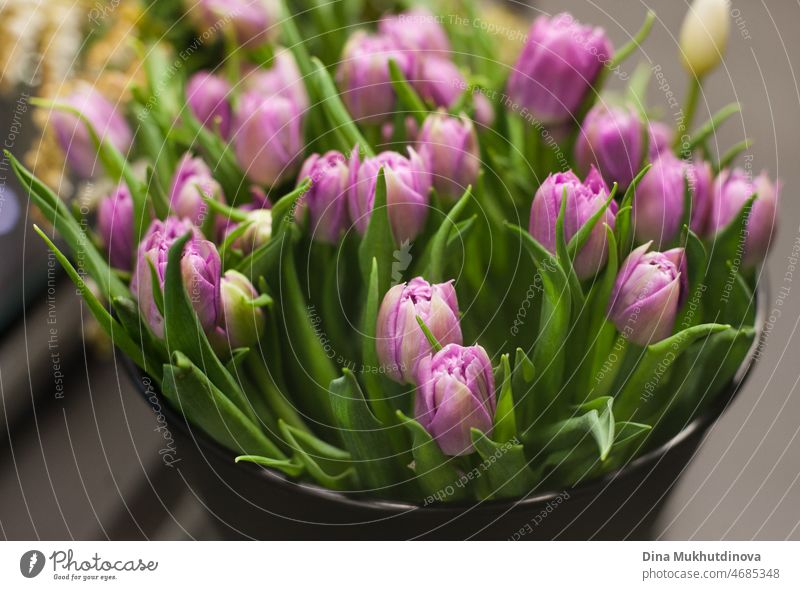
top-left (1, 541), bottom-right (798, 588)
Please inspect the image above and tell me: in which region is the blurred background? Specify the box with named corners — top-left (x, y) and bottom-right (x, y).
top-left (1, 0), bottom-right (799, 539)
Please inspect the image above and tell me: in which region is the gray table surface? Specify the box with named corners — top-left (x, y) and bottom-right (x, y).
top-left (1, 0), bottom-right (799, 540)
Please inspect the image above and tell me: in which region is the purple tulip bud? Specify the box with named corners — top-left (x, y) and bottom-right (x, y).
top-left (575, 104), bottom-right (645, 189)
top-left (417, 111), bottom-right (480, 202)
top-left (97, 184), bottom-right (134, 271)
top-left (349, 148), bottom-right (431, 244)
top-left (474, 94), bottom-right (496, 128)
top-left (169, 153), bottom-right (225, 226)
top-left (336, 31), bottom-right (414, 123)
top-left (413, 56), bottom-right (464, 109)
top-left (708, 168), bottom-right (780, 267)
top-left (376, 277), bottom-right (463, 384)
top-left (414, 343), bottom-right (496, 456)
top-left (187, 0), bottom-right (279, 48)
top-left (234, 91), bottom-right (303, 186)
top-left (529, 166), bottom-right (617, 279)
top-left (507, 13), bottom-right (613, 125)
top-left (296, 151), bottom-right (351, 244)
top-left (633, 154), bottom-right (714, 246)
top-left (648, 121), bottom-right (674, 159)
top-left (51, 85), bottom-right (132, 178)
top-left (243, 49), bottom-right (309, 113)
top-left (131, 217), bottom-right (220, 337)
top-left (378, 8), bottom-right (450, 54)
top-left (225, 208), bottom-right (272, 254)
top-left (608, 243), bottom-right (687, 346)
top-left (214, 270), bottom-right (265, 349)
top-left (187, 71), bottom-right (233, 139)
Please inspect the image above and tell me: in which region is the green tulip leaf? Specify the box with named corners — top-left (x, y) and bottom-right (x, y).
top-left (329, 369), bottom-right (404, 491)
top-left (614, 323), bottom-right (732, 421)
top-left (397, 411), bottom-right (467, 503)
top-left (470, 429), bottom-right (538, 500)
top-left (162, 351), bottom-right (285, 460)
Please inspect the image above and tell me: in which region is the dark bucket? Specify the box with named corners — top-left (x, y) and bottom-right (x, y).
top-left (126, 297), bottom-right (765, 540)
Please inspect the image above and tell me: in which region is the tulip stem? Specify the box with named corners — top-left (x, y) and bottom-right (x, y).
top-left (676, 77), bottom-right (703, 150)
top-left (247, 353), bottom-right (313, 436)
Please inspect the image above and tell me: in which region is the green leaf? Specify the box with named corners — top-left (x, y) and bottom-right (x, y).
top-left (162, 352), bottom-right (285, 460)
top-left (329, 369), bottom-right (403, 491)
top-left (235, 232), bottom-right (283, 280)
top-left (492, 354), bottom-right (517, 443)
top-left (471, 430), bottom-right (537, 499)
top-left (556, 185), bottom-right (585, 308)
top-left (162, 232), bottom-right (258, 424)
top-left (311, 56), bottom-right (373, 156)
top-left (111, 295), bottom-right (168, 378)
top-left (614, 323), bottom-right (732, 421)
top-left (675, 228), bottom-right (707, 329)
top-left (277, 235), bottom-right (338, 425)
top-left (715, 139), bottom-right (752, 174)
top-left (505, 223), bottom-right (571, 429)
top-left (7, 152), bottom-right (129, 304)
top-left (361, 258), bottom-right (402, 429)
top-left (533, 397), bottom-right (615, 461)
top-left (358, 168), bottom-right (394, 294)
top-left (609, 10), bottom-right (656, 67)
top-left (616, 163), bottom-right (652, 258)
top-left (681, 103), bottom-right (741, 158)
top-left (397, 411), bottom-right (467, 503)
top-left (705, 195), bottom-right (756, 314)
top-left (278, 421), bottom-right (356, 490)
top-left (271, 178), bottom-right (311, 235)
top-left (426, 185), bottom-right (473, 282)
top-left (388, 58), bottom-right (429, 124)
top-left (33, 226), bottom-right (147, 370)
top-left (235, 455), bottom-right (304, 478)
top-left (567, 183), bottom-right (618, 260)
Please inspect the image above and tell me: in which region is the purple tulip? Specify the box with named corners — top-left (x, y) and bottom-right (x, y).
top-left (708, 168), bottom-right (780, 267)
top-left (186, 0), bottom-right (279, 48)
top-left (507, 13), bottom-right (613, 125)
top-left (607, 243), bottom-right (687, 346)
top-left (575, 104), bottom-right (645, 189)
top-left (243, 49), bottom-right (309, 114)
top-left (633, 154), bottom-right (714, 245)
top-left (648, 121), bottom-right (674, 159)
top-left (349, 148), bottom-right (431, 244)
top-left (213, 270), bottom-right (265, 349)
top-left (529, 166), bottom-right (618, 279)
top-left (473, 93), bottom-right (496, 128)
top-left (233, 91), bottom-right (303, 186)
top-left (131, 217), bottom-right (220, 338)
top-left (169, 153), bottom-right (225, 226)
top-left (417, 111), bottom-right (480, 202)
top-left (97, 184), bottom-right (134, 271)
top-left (413, 56), bottom-right (464, 109)
top-left (336, 31), bottom-right (414, 123)
top-left (187, 71), bottom-right (233, 139)
top-left (296, 151), bottom-right (351, 244)
top-left (414, 343), bottom-right (496, 456)
top-left (51, 85), bottom-right (132, 178)
top-left (376, 277), bottom-right (463, 384)
top-left (378, 8), bottom-right (450, 55)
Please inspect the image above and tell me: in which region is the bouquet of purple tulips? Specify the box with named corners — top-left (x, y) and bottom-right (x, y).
top-left (13, 0), bottom-right (777, 502)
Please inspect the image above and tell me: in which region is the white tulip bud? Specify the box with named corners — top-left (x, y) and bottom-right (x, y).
top-left (679, 0), bottom-right (731, 78)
